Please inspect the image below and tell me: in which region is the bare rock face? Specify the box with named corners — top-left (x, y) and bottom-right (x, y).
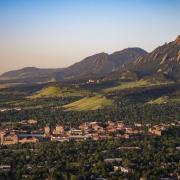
top-left (175, 35), bottom-right (180, 45)
top-left (177, 50), bottom-right (180, 62)
top-left (126, 35), bottom-right (180, 81)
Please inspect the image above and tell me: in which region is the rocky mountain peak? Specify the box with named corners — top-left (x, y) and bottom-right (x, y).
top-left (175, 35), bottom-right (180, 45)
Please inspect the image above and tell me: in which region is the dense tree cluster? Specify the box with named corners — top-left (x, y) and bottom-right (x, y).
top-left (0, 127), bottom-right (179, 179)
top-left (0, 101), bottom-right (179, 128)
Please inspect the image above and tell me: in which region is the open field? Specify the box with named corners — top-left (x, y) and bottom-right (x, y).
top-left (29, 85), bottom-right (89, 99)
top-left (63, 95), bottom-right (113, 111)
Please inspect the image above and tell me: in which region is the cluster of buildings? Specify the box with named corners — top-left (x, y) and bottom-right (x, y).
top-left (0, 107), bottom-right (21, 112)
top-left (0, 131), bottom-right (40, 145)
top-left (148, 121), bottom-right (180, 136)
top-left (45, 121), bottom-right (143, 142)
top-left (0, 119), bottom-right (41, 145)
top-left (0, 119), bottom-right (179, 145)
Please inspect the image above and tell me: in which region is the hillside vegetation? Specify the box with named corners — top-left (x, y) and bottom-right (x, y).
top-left (103, 80), bottom-right (170, 93)
top-left (148, 96), bottom-right (169, 104)
top-left (0, 83), bottom-right (23, 89)
top-left (29, 85), bottom-right (89, 99)
top-left (148, 95), bottom-right (180, 104)
top-left (63, 95), bottom-right (113, 111)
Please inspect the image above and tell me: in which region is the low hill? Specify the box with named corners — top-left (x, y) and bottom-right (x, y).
top-left (0, 67), bottom-right (63, 83)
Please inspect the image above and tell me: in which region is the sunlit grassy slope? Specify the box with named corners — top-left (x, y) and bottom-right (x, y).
top-left (29, 85), bottom-right (89, 99)
top-left (103, 80), bottom-right (169, 93)
top-left (148, 96), bottom-right (169, 104)
top-left (148, 96), bottom-right (180, 104)
top-left (63, 95), bottom-right (113, 111)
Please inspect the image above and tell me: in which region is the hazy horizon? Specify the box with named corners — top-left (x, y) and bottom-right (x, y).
top-left (1, 0), bottom-right (180, 74)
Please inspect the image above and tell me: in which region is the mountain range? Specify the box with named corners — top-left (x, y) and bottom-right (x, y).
top-left (0, 48), bottom-right (146, 83)
top-left (127, 35), bottom-right (180, 81)
top-left (0, 35), bottom-right (180, 84)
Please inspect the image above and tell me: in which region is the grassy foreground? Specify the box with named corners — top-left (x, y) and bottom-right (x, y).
top-left (63, 95), bottom-right (113, 111)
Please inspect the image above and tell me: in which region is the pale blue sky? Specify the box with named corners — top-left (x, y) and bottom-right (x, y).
top-left (0, 0), bottom-right (180, 73)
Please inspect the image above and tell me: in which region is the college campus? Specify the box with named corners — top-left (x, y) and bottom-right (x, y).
top-left (1, 119), bottom-right (180, 145)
